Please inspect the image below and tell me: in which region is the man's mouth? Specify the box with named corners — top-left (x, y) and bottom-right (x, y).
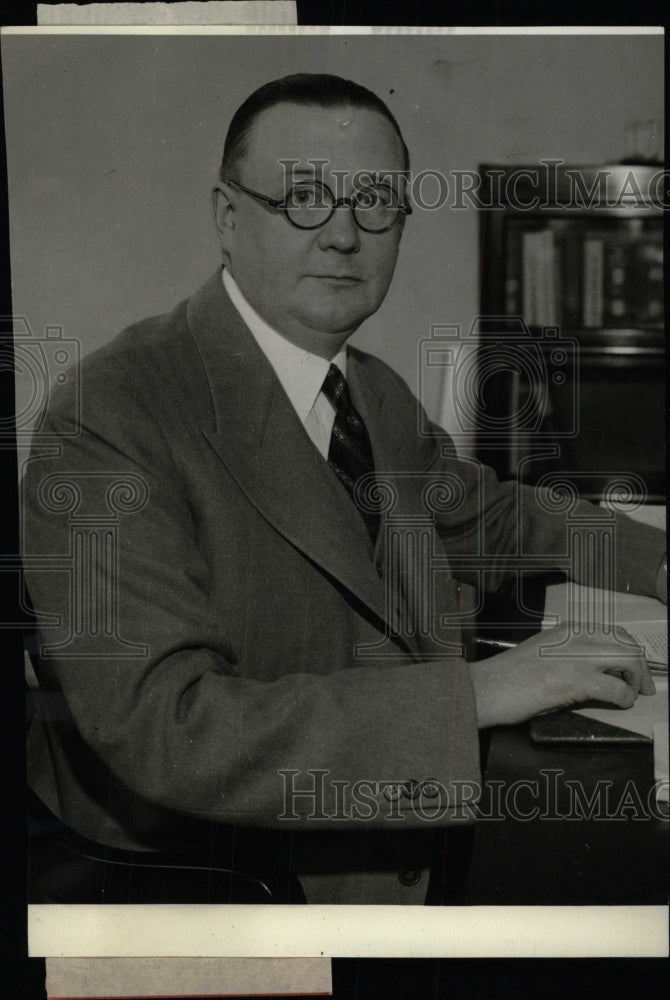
top-left (308, 274), bottom-right (362, 282)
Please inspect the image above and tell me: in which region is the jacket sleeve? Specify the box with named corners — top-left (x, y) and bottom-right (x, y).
top-left (22, 366), bottom-right (481, 840)
top-left (415, 407), bottom-right (665, 600)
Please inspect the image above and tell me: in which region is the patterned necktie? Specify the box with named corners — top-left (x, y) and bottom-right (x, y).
top-left (322, 364), bottom-right (380, 543)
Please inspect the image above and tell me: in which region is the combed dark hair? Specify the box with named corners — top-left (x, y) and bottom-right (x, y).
top-left (219, 73), bottom-right (410, 180)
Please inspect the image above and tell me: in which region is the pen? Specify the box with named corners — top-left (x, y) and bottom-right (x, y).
top-left (471, 636), bottom-right (518, 651)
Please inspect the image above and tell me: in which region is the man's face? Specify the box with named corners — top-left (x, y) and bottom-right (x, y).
top-left (213, 102), bottom-right (407, 358)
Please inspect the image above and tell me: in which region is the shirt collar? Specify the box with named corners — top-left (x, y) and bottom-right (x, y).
top-left (222, 267), bottom-right (347, 423)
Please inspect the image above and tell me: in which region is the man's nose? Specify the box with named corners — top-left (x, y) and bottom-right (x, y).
top-left (316, 203), bottom-right (361, 252)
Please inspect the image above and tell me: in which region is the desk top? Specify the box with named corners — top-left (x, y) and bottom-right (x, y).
top-left (465, 725), bottom-right (669, 905)
top-left (541, 574), bottom-right (667, 797)
top-left (464, 531), bottom-right (668, 906)
top-left (542, 581), bottom-right (666, 629)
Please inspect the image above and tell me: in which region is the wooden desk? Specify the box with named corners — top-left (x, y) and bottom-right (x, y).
top-left (463, 562), bottom-right (668, 906)
top-left (464, 725), bottom-right (668, 904)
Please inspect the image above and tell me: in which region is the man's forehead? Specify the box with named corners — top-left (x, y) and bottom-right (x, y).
top-left (239, 101), bottom-right (405, 181)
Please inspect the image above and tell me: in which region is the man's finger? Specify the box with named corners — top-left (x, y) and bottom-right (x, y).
top-left (606, 648), bottom-right (656, 697)
top-left (609, 631), bottom-right (655, 695)
top-left (639, 657), bottom-right (657, 696)
top-left (603, 663), bottom-right (641, 697)
top-left (590, 673), bottom-right (637, 709)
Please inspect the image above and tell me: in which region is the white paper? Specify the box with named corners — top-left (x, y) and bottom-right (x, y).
top-left (543, 581), bottom-right (667, 630)
top-left (45, 956), bottom-right (331, 998)
top-left (37, 3), bottom-right (297, 26)
top-left (29, 904), bottom-right (670, 958)
top-left (626, 622), bottom-right (668, 668)
top-left (653, 723), bottom-right (669, 811)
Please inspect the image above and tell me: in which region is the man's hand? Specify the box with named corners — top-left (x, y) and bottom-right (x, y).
top-left (470, 622), bottom-right (656, 729)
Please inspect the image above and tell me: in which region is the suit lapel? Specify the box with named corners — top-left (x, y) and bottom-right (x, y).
top-left (186, 272), bottom-right (416, 646)
top-left (347, 355), bottom-right (462, 659)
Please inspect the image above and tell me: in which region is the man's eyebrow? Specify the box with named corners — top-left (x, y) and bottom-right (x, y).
top-left (281, 167), bottom-right (320, 178)
top-left (361, 172), bottom-right (402, 185)
top-left (281, 168), bottom-right (404, 184)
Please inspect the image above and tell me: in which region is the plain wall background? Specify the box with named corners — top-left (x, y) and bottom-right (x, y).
top-left (2, 31), bottom-right (663, 448)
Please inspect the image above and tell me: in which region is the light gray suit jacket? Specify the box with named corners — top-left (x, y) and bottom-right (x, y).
top-left (23, 270), bottom-right (665, 903)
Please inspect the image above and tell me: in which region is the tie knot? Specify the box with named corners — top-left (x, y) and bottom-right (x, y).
top-left (322, 364), bottom-right (351, 414)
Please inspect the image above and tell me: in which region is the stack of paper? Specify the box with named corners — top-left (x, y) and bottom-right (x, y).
top-left (653, 723), bottom-right (669, 815)
top-left (574, 675), bottom-right (668, 740)
top-left (624, 620), bottom-right (667, 670)
top-left (542, 577), bottom-right (668, 798)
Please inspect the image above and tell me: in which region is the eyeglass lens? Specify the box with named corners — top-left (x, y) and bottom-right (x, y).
top-left (285, 182), bottom-right (402, 231)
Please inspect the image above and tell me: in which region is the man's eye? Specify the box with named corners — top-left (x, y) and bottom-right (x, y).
top-left (289, 186), bottom-right (318, 207)
top-left (357, 186), bottom-right (396, 209)
top-left (356, 189), bottom-right (378, 209)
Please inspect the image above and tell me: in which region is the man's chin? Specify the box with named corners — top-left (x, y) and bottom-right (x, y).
top-left (297, 299), bottom-right (379, 338)
top-left (278, 311), bottom-right (368, 358)
top-left (303, 312), bottom-right (370, 341)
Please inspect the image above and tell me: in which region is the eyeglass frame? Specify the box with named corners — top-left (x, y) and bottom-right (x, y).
top-left (220, 176), bottom-right (413, 233)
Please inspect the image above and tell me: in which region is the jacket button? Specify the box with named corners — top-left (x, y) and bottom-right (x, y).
top-left (382, 782), bottom-right (403, 802)
top-left (375, 560), bottom-right (383, 577)
top-left (398, 868), bottom-right (421, 887)
top-left (402, 779), bottom-right (422, 800)
top-left (421, 781), bottom-right (440, 799)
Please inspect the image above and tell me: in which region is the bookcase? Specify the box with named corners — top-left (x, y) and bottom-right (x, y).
top-left (476, 163), bottom-right (665, 503)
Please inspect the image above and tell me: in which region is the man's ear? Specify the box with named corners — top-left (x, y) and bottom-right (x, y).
top-left (212, 183), bottom-right (236, 244)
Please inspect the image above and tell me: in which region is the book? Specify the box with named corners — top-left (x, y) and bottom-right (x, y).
top-left (582, 235), bottom-right (604, 326)
top-left (504, 223), bottom-right (522, 315)
top-left (505, 218), bottom-right (662, 331)
top-left (603, 235), bottom-right (631, 325)
top-left (522, 228), bottom-right (539, 326)
top-left (633, 231), bottom-right (664, 327)
top-left (560, 226), bottom-right (583, 328)
top-left (520, 227), bottom-right (559, 328)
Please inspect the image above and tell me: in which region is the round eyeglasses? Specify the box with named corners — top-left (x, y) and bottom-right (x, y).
top-left (222, 177), bottom-right (412, 233)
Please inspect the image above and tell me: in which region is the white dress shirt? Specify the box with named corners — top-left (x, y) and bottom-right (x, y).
top-left (222, 268), bottom-right (346, 460)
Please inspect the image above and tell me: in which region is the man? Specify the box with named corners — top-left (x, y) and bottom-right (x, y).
top-left (23, 74), bottom-right (666, 905)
